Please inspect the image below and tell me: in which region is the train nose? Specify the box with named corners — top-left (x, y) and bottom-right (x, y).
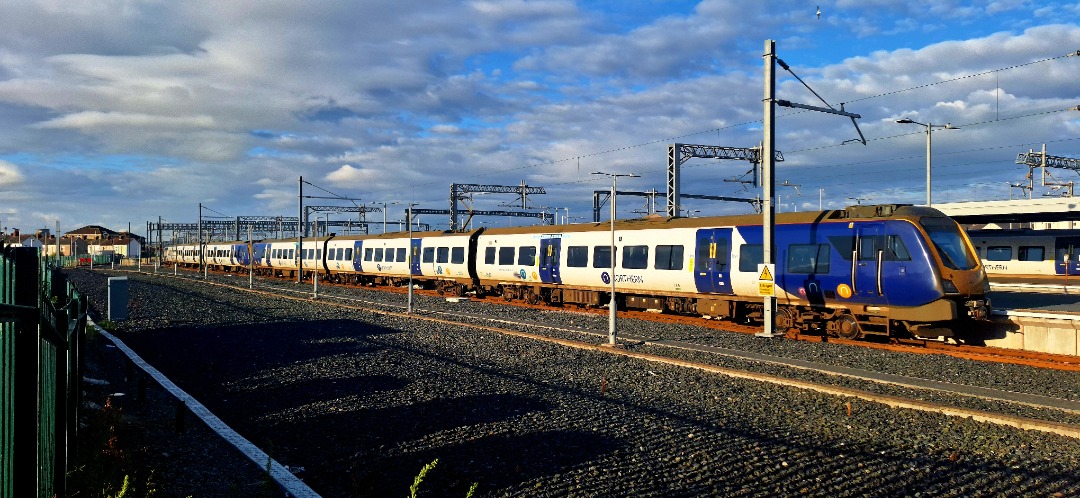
top-left (944, 268), bottom-right (989, 296)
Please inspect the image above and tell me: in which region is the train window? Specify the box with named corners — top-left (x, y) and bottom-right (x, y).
top-left (316, 249), bottom-right (322, 260)
top-left (364, 248), bottom-right (373, 261)
top-left (1018, 246), bottom-right (1044, 261)
top-left (593, 246), bottom-right (612, 268)
top-left (541, 244), bottom-right (559, 267)
top-left (622, 245), bottom-right (649, 269)
top-left (499, 247), bottom-right (515, 265)
top-left (986, 246), bottom-right (1012, 261)
top-left (857, 236), bottom-right (878, 261)
top-left (485, 247), bottom-right (496, 264)
top-left (567, 246), bottom-right (588, 267)
top-left (423, 247), bottom-right (435, 263)
top-left (739, 244), bottom-right (763, 272)
top-left (452, 247), bottom-right (465, 264)
top-left (517, 246), bottom-right (536, 266)
top-left (884, 236), bottom-right (911, 261)
top-left (374, 248), bottom-right (384, 262)
top-left (437, 247), bottom-right (449, 264)
top-left (787, 244), bottom-right (830, 274)
top-left (345, 248), bottom-right (353, 261)
top-left (695, 238), bottom-right (710, 271)
top-left (288, 249), bottom-right (294, 260)
top-left (920, 217), bottom-right (979, 270)
top-left (397, 248), bottom-right (407, 262)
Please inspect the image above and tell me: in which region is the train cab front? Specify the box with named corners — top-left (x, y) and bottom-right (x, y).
top-left (919, 214), bottom-right (992, 321)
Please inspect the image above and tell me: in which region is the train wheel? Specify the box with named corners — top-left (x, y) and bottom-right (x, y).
top-left (835, 314), bottom-right (862, 340)
top-left (776, 307), bottom-right (799, 338)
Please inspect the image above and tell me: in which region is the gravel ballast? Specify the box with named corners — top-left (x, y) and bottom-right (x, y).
top-left (68, 268), bottom-right (1080, 497)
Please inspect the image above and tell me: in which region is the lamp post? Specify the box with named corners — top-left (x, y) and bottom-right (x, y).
top-left (895, 118), bottom-right (960, 206)
top-left (372, 201), bottom-right (400, 233)
top-left (591, 171), bottom-right (639, 346)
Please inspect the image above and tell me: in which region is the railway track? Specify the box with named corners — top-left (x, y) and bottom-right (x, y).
top-left (137, 264), bottom-right (1080, 371)
top-left (67, 267), bottom-right (1080, 496)
top-left (102, 266), bottom-right (1080, 438)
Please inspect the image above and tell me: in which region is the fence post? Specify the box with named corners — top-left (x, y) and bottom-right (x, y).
top-left (10, 247), bottom-right (39, 498)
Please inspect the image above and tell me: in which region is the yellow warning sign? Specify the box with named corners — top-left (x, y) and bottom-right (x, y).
top-left (758, 281), bottom-right (775, 297)
top-left (758, 264), bottom-right (775, 296)
top-left (757, 264), bottom-right (774, 282)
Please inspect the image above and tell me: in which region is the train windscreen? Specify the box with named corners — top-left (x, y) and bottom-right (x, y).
top-left (920, 217), bottom-right (979, 270)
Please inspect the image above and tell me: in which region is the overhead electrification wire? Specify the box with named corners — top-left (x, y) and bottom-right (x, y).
top-left (844, 51), bottom-right (1080, 104)
top-left (358, 51), bottom-right (1078, 203)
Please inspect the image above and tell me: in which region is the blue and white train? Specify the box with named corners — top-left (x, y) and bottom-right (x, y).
top-left (967, 228), bottom-right (1080, 277)
top-left (164, 204), bottom-right (990, 340)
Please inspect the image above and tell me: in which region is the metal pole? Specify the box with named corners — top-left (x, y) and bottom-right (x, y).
top-left (757, 39), bottom-right (777, 338)
top-left (248, 224), bottom-right (254, 289)
top-left (407, 205), bottom-right (414, 314)
top-left (608, 176), bottom-right (617, 345)
top-left (298, 176), bottom-right (303, 283)
top-left (926, 123), bottom-right (933, 206)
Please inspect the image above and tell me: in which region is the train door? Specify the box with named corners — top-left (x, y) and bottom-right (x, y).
top-left (853, 223), bottom-right (889, 305)
top-left (539, 237), bottom-right (562, 284)
top-left (353, 240), bottom-right (364, 272)
top-left (1055, 237), bottom-right (1080, 275)
top-left (253, 243), bottom-right (268, 267)
top-left (694, 228), bottom-right (733, 294)
top-left (411, 238), bottom-right (422, 275)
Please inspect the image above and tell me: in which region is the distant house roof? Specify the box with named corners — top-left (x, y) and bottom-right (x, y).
top-left (63, 226), bottom-right (146, 244)
top-left (66, 225), bottom-right (118, 237)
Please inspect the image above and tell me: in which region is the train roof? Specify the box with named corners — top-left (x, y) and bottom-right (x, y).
top-left (172, 204), bottom-right (946, 245)
top-left (479, 204), bottom-right (945, 235)
top-left (967, 227), bottom-right (1080, 237)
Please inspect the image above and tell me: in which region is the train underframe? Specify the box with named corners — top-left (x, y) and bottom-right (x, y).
top-left (480, 281), bottom-right (980, 342)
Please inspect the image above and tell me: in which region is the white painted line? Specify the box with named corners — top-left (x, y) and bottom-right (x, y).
top-left (95, 325), bottom-right (321, 498)
top-left (992, 309), bottom-right (1080, 321)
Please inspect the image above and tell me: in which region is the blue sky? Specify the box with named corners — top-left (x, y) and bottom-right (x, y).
top-left (0, 0), bottom-right (1078, 235)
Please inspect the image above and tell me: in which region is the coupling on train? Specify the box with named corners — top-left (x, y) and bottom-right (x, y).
top-left (164, 204), bottom-right (990, 340)
top-left (967, 228), bottom-right (1080, 277)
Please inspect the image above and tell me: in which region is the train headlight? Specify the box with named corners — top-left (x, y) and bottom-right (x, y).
top-left (941, 279), bottom-right (959, 294)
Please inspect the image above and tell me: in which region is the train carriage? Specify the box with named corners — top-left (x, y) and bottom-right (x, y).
top-left (967, 228), bottom-right (1080, 276)
top-left (160, 204), bottom-right (989, 340)
top-left (413, 230), bottom-right (478, 295)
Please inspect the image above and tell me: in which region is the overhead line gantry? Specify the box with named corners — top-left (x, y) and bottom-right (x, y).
top-left (666, 143), bottom-right (782, 217)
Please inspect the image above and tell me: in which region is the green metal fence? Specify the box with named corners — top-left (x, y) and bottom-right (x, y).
top-left (0, 246), bottom-right (88, 498)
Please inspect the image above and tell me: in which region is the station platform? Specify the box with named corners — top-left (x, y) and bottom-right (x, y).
top-left (983, 282), bottom-right (1080, 356)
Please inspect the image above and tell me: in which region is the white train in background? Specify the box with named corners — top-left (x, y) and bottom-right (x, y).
top-left (966, 229), bottom-right (1080, 277)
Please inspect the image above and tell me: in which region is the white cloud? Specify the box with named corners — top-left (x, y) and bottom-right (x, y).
top-left (33, 111), bottom-right (215, 130)
top-left (326, 164), bottom-right (378, 185)
top-left (0, 160), bottom-right (24, 186)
